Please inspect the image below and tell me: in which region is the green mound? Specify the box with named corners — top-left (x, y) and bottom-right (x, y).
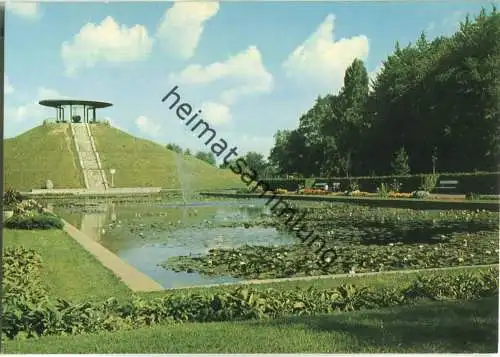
top-left (4, 124), bottom-right (84, 190)
top-left (4, 123), bottom-right (244, 191)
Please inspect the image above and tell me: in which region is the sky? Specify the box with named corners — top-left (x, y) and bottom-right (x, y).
top-left (4, 0), bottom-right (496, 162)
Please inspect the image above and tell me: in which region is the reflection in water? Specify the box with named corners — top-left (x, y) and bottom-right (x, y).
top-left (55, 200), bottom-right (294, 289)
top-left (79, 203), bottom-right (108, 242)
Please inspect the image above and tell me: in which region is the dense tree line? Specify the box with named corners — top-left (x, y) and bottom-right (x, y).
top-left (269, 7), bottom-right (500, 177)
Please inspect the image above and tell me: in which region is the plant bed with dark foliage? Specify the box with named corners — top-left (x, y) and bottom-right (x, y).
top-left (4, 212), bottom-right (64, 230)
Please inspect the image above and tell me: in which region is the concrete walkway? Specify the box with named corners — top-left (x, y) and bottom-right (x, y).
top-left (61, 218), bottom-right (164, 292)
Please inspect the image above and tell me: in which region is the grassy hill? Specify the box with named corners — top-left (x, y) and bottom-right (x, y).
top-left (4, 123), bottom-right (245, 191)
top-left (90, 124), bottom-right (244, 191)
top-left (4, 123), bottom-right (84, 190)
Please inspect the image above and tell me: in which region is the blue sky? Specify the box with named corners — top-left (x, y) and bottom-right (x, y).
top-left (4, 1), bottom-right (495, 162)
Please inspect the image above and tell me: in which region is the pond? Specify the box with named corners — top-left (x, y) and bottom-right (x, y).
top-left (51, 199), bottom-right (296, 288)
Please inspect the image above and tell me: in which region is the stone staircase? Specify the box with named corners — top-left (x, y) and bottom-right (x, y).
top-left (71, 123), bottom-right (108, 191)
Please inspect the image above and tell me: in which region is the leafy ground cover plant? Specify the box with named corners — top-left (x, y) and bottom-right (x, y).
top-left (4, 212), bottom-right (64, 230)
top-left (2, 248), bottom-right (498, 340)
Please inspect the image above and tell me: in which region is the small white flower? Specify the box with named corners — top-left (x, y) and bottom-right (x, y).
top-left (434, 247), bottom-right (439, 250)
top-left (239, 261), bottom-right (246, 265)
top-left (458, 257), bottom-right (464, 262)
top-left (389, 243), bottom-right (394, 247)
top-left (419, 245), bottom-right (424, 249)
top-left (485, 250), bottom-right (492, 255)
top-left (325, 257), bottom-right (332, 263)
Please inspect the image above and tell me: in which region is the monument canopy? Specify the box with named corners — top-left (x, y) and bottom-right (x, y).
top-left (39, 99), bottom-right (113, 123)
top-left (39, 99), bottom-right (113, 109)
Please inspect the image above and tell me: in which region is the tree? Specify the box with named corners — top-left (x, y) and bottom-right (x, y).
top-left (166, 143), bottom-right (183, 154)
top-left (243, 152), bottom-right (267, 175)
top-left (184, 149), bottom-right (192, 156)
top-left (195, 151), bottom-right (216, 166)
top-left (266, 6), bottom-right (500, 176)
top-left (391, 147), bottom-right (411, 175)
top-left (328, 58), bottom-right (370, 177)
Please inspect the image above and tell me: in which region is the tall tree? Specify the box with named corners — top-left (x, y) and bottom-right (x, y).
top-left (195, 151), bottom-right (216, 166)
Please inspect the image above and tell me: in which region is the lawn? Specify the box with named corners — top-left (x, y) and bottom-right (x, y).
top-left (4, 295), bottom-right (497, 353)
top-left (4, 123), bottom-right (84, 191)
top-left (3, 229), bottom-right (131, 302)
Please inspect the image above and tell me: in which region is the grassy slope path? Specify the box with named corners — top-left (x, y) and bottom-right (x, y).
top-left (4, 123), bottom-right (84, 190)
top-left (90, 124), bottom-right (244, 190)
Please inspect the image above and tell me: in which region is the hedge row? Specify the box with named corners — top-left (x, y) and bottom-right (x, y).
top-left (2, 247), bottom-right (499, 340)
top-left (261, 172), bottom-right (500, 194)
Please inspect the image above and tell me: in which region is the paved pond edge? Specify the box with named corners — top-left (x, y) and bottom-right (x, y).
top-left (44, 205), bottom-right (165, 292)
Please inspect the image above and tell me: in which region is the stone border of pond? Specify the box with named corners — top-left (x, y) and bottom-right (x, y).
top-left (200, 192), bottom-right (500, 212)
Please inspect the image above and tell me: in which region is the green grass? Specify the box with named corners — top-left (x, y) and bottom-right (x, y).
top-left (3, 229), bottom-right (132, 302)
top-left (4, 123), bottom-right (84, 191)
top-left (4, 296), bottom-right (497, 353)
top-left (90, 124), bottom-right (244, 190)
top-left (3, 122), bottom-right (245, 191)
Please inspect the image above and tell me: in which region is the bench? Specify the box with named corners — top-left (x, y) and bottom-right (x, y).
top-left (312, 182), bottom-right (341, 192)
top-left (313, 182), bottom-right (328, 191)
top-left (435, 180), bottom-right (459, 192)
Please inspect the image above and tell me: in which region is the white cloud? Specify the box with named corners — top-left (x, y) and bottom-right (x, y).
top-left (5, 75), bottom-right (14, 95)
top-left (37, 87), bottom-right (67, 99)
top-left (170, 46), bottom-right (273, 105)
top-left (156, 1), bottom-right (219, 60)
top-left (282, 14), bottom-right (369, 90)
top-left (6, 87), bottom-right (68, 124)
top-left (61, 16), bottom-right (154, 76)
top-left (6, 2), bottom-right (39, 20)
top-left (201, 101), bottom-right (231, 125)
top-left (135, 115), bottom-right (161, 138)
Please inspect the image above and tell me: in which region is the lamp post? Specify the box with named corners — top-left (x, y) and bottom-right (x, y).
top-left (110, 168), bottom-right (116, 188)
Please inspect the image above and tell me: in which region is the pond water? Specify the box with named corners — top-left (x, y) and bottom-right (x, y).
top-left (52, 199), bottom-right (296, 288)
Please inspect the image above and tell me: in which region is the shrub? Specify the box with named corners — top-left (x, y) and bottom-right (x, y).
top-left (13, 199), bottom-right (41, 216)
top-left (419, 174), bottom-right (439, 192)
top-left (3, 188), bottom-right (23, 208)
top-left (348, 180), bottom-right (360, 192)
top-left (389, 179), bottom-right (402, 193)
top-left (376, 183), bottom-right (389, 197)
top-left (411, 190), bottom-right (431, 199)
top-left (4, 213), bottom-right (64, 230)
top-left (465, 192), bottom-right (481, 201)
top-left (391, 147), bottom-right (411, 175)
